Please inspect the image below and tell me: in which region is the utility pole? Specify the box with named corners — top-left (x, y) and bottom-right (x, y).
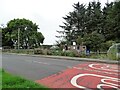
top-left (18, 28), bottom-right (20, 50)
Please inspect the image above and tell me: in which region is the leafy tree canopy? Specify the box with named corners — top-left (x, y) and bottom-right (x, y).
top-left (2, 18), bottom-right (44, 49)
top-left (58, 1), bottom-right (120, 51)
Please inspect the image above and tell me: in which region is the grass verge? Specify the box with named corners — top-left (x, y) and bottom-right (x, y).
top-left (1, 69), bottom-right (50, 89)
top-left (0, 69), bottom-right (2, 89)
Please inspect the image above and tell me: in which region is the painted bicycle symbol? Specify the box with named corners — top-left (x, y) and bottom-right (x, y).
top-left (71, 73), bottom-right (120, 90)
top-left (88, 63), bottom-right (119, 72)
top-left (71, 63), bottom-right (119, 89)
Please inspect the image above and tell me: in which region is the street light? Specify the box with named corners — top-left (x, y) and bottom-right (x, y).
top-left (18, 28), bottom-right (20, 50)
top-left (17, 26), bottom-right (28, 49)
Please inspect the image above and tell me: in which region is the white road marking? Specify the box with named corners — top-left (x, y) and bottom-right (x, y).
top-left (25, 60), bottom-right (50, 65)
top-left (71, 73), bottom-right (120, 89)
top-left (97, 84), bottom-right (119, 90)
top-left (72, 66), bottom-right (118, 75)
top-left (101, 78), bottom-right (120, 86)
top-left (25, 60), bottom-right (72, 68)
top-left (33, 61), bottom-right (50, 65)
top-left (89, 64), bottom-right (119, 72)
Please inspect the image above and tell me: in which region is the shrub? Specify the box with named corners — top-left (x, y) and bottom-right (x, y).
top-left (101, 40), bottom-right (116, 51)
top-left (34, 48), bottom-right (44, 55)
top-left (64, 51), bottom-right (76, 57)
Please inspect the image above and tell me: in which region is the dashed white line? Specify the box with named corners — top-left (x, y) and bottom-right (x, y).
top-left (25, 60), bottom-right (73, 68)
top-left (25, 60), bottom-right (50, 65)
top-left (33, 61), bottom-right (50, 65)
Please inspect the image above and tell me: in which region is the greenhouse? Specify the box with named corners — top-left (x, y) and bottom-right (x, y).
top-left (107, 43), bottom-right (120, 60)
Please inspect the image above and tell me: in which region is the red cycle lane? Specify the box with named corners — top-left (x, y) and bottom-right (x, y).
top-left (36, 62), bottom-right (120, 89)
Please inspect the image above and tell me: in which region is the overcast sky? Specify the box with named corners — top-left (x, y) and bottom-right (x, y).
top-left (0, 0), bottom-right (114, 45)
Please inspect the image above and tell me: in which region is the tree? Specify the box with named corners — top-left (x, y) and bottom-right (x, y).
top-left (85, 1), bottom-right (103, 34)
top-left (101, 1), bottom-right (120, 42)
top-left (76, 36), bottom-right (83, 45)
top-left (36, 32), bottom-right (44, 46)
top-left (56, 40), bottom-right (67, 50)
top-left (58, 1), bottom-right (120, 51)
top-left (72, 2), bottom-right (86, 38)
top-left (2, 18), bottom-right (45, 49)
top-left (102, 2), bottom-right (114, 41)
top-left (108, 1), bottom-right (120, 42)
top-left (59, 14), bottom-right (74, 45)
top-left (2, 27), bottom-right (14, 48)
top-left (59, 2), bottom-right (86, 45)
top-left (83, 31), bottom-right (105, 52)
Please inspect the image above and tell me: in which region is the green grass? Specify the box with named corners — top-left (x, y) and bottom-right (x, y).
top-left (0, 69), bottom-right (2, 89)
top-left (88, 54), bottom-right (108, 59)
top-left (1, 69), bottom-right (50, 89)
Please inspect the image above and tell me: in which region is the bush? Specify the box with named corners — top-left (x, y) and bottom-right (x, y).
top-left (3, 49), bottom-right (34, 54)
top-left (34, 48), bottom-right (44, 55)
top-left (65, 51), bottom-right (76, 57)
top-left (101, 40), bottom-right (116, 51)
top-left (50, 50), bottom-right (76, 57)
top-left (46, 50), bottom-right (52, 55)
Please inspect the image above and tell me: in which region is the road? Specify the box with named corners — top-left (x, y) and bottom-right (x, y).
top-left (2, 54), bottom-right (119, 89)
top-left (2, 54), bottom-right (84, 80)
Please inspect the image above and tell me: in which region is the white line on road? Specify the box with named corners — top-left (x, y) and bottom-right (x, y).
top-left (33, 61), bottom-right (50, 65)
top-left (71, 73), bottom-right (120, 89)
top-left (72, 67), bottom-right (118, 75)
top-left (25, 60), bottom-right (50, 65)
top-left (25, 60), bottom-right (72, 68)
top-left (89, 64), bottom-right (119, 72)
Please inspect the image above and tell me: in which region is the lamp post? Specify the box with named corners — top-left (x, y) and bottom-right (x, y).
top-left (18, 28), bottom-right (20, 50)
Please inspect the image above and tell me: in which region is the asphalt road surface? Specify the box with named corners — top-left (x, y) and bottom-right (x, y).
top-left (2, 54), bottom-right (84, 80)
top-left (2, 54), bottom-right (119, 89)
